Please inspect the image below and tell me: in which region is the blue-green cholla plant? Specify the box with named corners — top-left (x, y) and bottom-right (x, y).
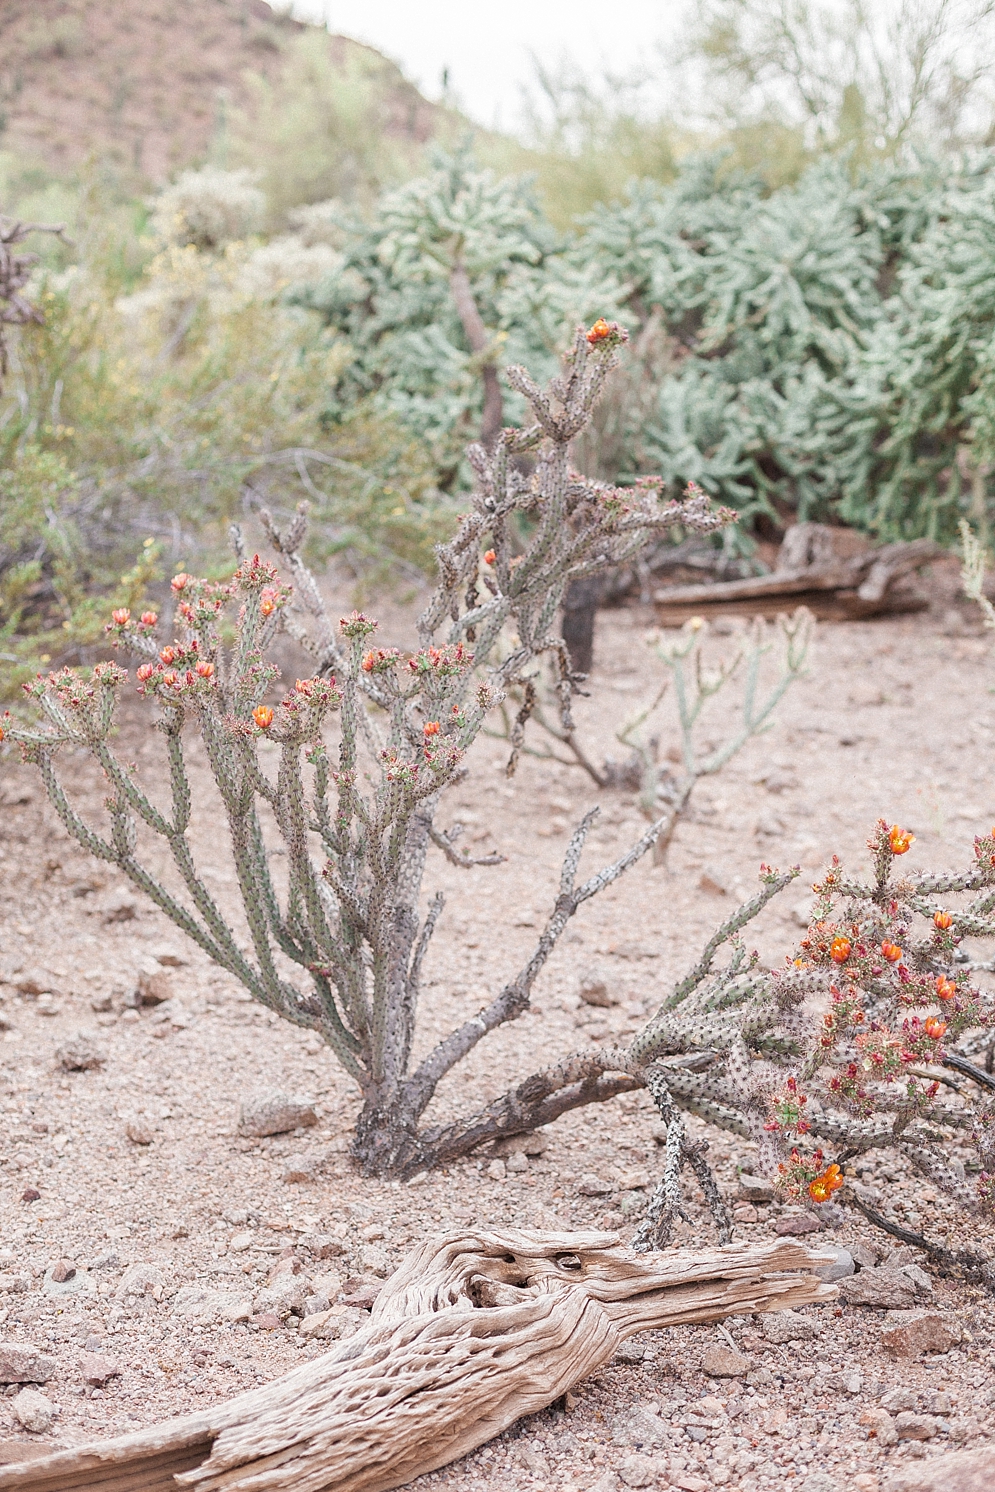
top-left (5, 326), bottom-right (733, 1178)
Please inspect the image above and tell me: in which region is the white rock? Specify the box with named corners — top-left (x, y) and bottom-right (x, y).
top-left (238, 1090), bottom-right (318, 1138)
top-left (14, 1387), bottom-right (54, 1433)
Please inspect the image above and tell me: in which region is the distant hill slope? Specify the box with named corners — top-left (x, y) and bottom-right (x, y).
top-left (0, 0), bottom-right (439, 185)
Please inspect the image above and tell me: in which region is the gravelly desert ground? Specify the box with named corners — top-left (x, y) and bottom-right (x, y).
top-left (0, 571), bottom-right (994, 1492)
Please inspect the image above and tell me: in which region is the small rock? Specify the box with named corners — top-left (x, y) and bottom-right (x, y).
top-left (238, 1090), bottom-right (318, 1138)
top-left (701, 1344), bottom-right (750, 1377)
top-left (859, 1407), bottom-right (898, 1446)
top-left (311, 1269), bottom-right (343, 1299)
top-left (732, 1202), bottom-right (758, 1223)
top-left (253, 1275), bottom-right (306, 1320)
top-left (0, 1345), bottom-right (56, 1385)
top-left (505, 1151), bottom-right (528, 1173)
top-left (618, 1452), bottom-right (657, 1488)
top-left (298, 1232), bottom-right (345, 1259)
top-left (612, 1341), bottom-right (646, 1365)
top-left (89, 993), bottom-right (114, 1013)
top-left (880, 1309), bottom-right (963, 1356)
top-left (115, 1262), bottom-right (165, 1301)
top-left (773, 1212), bottom-right (824, 1236)
top-left (839, 1268), bottom-right (918, 1310)
top-left (577, 1173), bottom-right (613, 1197)
top-left (885, 1448), bottom-right (994, 1492)
top-left (253, 1312), bottom-right (282, 1331)
top-left (698, 870), bottom-right (728, 896)
top-left (927, 1392), bottom-right (953, 1415)
top-left (154, 948), bottom-right (188, 967)
top-left (673, 1476), bottom-right (708, 1492)
top-left (136, 968), bottom-right (173, 1005)
top-left (340, 1276), bottom-right (382, 1309)
top-left (172, 1286), bottom-right (252, 1324)
top-left (850, 1240), bottom-right (883, 1270)
top-left (229, 1232), bottom-right (254, 1253)
top-left (49, 1260), bottom-right (75, 1284)
top-left (14, 971), bottom-right (56, 997)
top-left (761, 1310), bottom-right (815, 1344)
top-left (12, 1389), bottom-right (53, 1434)
top-left (55, 1030), bottom-right (106, 1071)
top-left (359, 1246), bottom-right (389, 1277)
top-left (737, 1173), bottom-right (774, 1204)
top-left (578, 975), bottom-right (616, 1008)
top-left (282, 1157), bottom-right (321, 1184)
top-left (900, 1263), bottom-right (933, 1293)
top-left (79, 1352), bottom-right (121, 1387)
top-left (126, 1120), bottom-right (154, 1146)
top-left (809, 1246), bottom-right (855, 1282)
top-left (881, 1387), bottom-right (918, 1413)
top-left (486, 1159), bottom-right (506, 1181)
top-left (895, 1411), bottom-right (939, 1441)
top-left (20, 1188), bottom-right (40, 1203)
top-left (853, 1477), bottom-right (879, 1492)
top-left (492, 1131), bottom-right (547, 1157)
top-left (298, 1306), bottom-right (344, 1342)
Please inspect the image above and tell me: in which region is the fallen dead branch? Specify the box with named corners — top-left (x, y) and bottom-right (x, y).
top-left (654, 522), bottom-right (944, 622)
top-left (0, 1230), bottom-right (833, 1492)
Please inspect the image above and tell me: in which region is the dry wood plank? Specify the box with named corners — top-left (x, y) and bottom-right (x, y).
top-left (0, 1229), bottom-right (834, 1492)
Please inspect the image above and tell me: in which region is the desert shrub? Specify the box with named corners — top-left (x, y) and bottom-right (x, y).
top-left (148, 168), bottom-right (265, 252)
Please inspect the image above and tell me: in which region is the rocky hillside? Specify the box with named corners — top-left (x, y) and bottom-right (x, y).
top-left (0, 0), bottom-right (438, 184)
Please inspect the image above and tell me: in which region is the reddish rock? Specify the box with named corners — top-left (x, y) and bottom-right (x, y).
top-left (49, 1260), bottom-right (75, 1284)
top-left (340, 1277), bottom-right (382, 1310)
top-left (881, 1309), bottom-right (963, 1356)
top-left (20, 1189), bottom-right (40, 1203)
top-left (0, 1345), bottom-right (56, 1385)
top-left (252, 1312), bottom-right (282, 1331)
top-left (773, 1213), bottom-right (824, 1236)
top-left (80, 1351), bottom-right (122, 1387)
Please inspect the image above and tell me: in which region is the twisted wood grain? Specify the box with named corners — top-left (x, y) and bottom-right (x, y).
top-left (0, 1230), bottom-right (834, 1492)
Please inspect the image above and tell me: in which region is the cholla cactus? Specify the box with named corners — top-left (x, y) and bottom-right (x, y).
top-left (623, 821), bottom-right (995, 1261)
top-left (5, 326), bottom-right (732, 1177)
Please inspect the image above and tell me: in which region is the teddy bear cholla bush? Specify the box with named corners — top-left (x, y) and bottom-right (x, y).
top-left (4, 323), bottom-right (739, 1179)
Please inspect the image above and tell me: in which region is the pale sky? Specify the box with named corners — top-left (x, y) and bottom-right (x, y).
top-left (289, 0), bottom-right (686, 132)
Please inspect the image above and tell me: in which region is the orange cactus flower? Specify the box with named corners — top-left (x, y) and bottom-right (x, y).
top-left (252, 705), bottom-right (274, 729)
top-left (160, 647), bottom-right (176, 665)
top-left (808, 1163), bottom-right (843, 1203)
top-left (881, 941), bottom-right (902, 962)
top-left (888, 825), bottom-right (914, 855)
top-left (0, 725), bottom-right (5, 742)
top-left (934, 911), bottom-right (953, 931)
top-left (170, 573), bottom-right (191, 593)
top-left (830, 936), bottom-right (851, 964)
top-left (111, 608), bottom-right (131, 626)
top-left (924, 1017), bottom-right (947, 1040)
top-left (260, 588), bottom-right (276, 617)
top-left (195, 661), bottom-right (214, 679)
top-left (483, 550), bottom-right (496, 565)
top-left (423, 721), bottom-right (441, 736)
top-left (586, 317), bottom-right (611, 344)
top-left (136, 663), bottom-right (155, 683)
top-left (935, 975), bottom-right (957, 1001)
top-left (140, 611), bottom-right (158, 626)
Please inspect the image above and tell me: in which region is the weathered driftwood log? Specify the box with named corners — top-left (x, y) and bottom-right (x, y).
top-left (654, 523), bottom-right (944, 623)
top-left (0, 1229), bottom-right (834, 1492)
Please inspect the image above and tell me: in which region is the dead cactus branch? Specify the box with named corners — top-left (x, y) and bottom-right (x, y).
top-left (0, 1231), bottom-right (834, 1492)
top-left (0, 209), bottom-right (67, 394)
